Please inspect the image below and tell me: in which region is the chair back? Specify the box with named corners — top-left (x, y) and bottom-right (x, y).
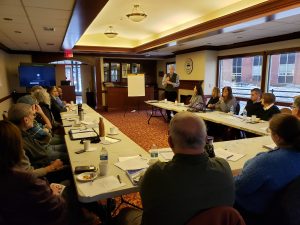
top-left (235, 102), bottom-right (240, 115)
top-left (185, 206), bottom-right (246, 225)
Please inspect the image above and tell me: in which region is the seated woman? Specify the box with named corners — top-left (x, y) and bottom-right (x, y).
top-left (187, 83), bottom-right (205, 112)
top-left (0, 120), bottom-right (67, 225)
top-left (259, 93), bottom-right (281, 121)
top-left (206, 87), bottom-right (220, 109)
top-left (234, 114), bottom-right (300, 225)
top-left (214, 86), bottom-right (237, 113)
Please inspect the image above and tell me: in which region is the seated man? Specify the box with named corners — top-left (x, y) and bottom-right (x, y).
top-left (259, 93), bottom-right (281, 121)
top-left (292, 95), bottom-right (300, 120)
top-left (8, 103), bottom-right (68, 168)
top-left (115, 111), bottom-right (235, 225)
top-left (245, 88), bottom-right (263, 117)
top-left (48, 86), bottom-right (67, 121)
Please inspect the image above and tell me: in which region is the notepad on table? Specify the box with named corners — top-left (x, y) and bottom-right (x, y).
top-left (78, 176), bottom-right (126, 197)
top-left (114, 157), bottom-right (149, 171)
top-left (214, 148), bottom-right (245, 161)
top-left (69, 128), bottom-right (98, 140)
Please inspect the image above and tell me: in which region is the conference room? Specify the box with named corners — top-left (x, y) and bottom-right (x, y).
top-left (1, 1), bottom-right (300, 225)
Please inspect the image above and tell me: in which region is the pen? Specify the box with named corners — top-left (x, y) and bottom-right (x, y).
top-left (117, 175), bottom-right (122, 184)
top-left (226, 155), bottom-right (234, 159)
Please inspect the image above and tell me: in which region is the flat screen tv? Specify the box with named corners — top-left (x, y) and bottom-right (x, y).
top-left (19, 64), bottom-right (56, 87)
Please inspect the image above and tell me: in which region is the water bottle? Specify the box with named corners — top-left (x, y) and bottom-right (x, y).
top-left (99, 147), bottom-right (108, 176)
top-left (230, 105), bottom-right (234, 115)
top-left (243, 108), bottom-right (247, 120)
top-left (78, 109), bottom-right (84, 121)
top-left (149, 144), bottom-right (158, 164)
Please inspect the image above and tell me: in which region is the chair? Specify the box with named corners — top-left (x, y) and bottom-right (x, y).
top-left (185, 206), bottom-right (246, 225)
top-left (235, 101), bottom-right (240, 115)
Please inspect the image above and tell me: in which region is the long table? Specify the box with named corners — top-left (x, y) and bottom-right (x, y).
top-left (146, 101), bottom-right (270, 136)
top-left (61, 104), bottom-right (149, 203)
top-left (61, 104), bottom-right (274, 204)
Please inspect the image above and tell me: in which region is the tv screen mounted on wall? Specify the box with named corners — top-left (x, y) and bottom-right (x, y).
top-left (19, 64), bottom-right (56, 87)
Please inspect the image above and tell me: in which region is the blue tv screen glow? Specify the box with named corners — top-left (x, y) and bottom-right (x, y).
top-left (19, 64), bottom-right (56, 87)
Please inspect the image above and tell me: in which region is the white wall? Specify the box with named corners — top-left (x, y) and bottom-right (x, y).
top-left (0, 50), bottom-right (31, 114)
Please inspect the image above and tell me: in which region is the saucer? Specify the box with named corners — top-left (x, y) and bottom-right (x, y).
top-left (107, 132), bottom-right (119, 135)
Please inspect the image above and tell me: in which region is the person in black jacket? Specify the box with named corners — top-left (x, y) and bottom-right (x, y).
top-left (245, 88), bottom-right (263, 117)
top-left (206, 87), bottom-right (220, 109)
top-left (259, 93), bottom-right (280, 121)
top-left (48, 86), bottom-right (67, 122)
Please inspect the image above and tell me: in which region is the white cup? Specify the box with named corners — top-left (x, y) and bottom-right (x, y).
top-left (175, 100), bottom-right (178, 105)
top-left (84, 140), bottom-right (91, 151)
top-left (251, 115), bottom-right (257, 122)
top-left (164, 99), bottom-right (167, 103)
top-left (99, 164), bottom-right (108, 176)
top-left (110, 127), bottom-right (117, 134)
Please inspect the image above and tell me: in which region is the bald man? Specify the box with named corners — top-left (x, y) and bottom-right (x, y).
top-left (115, 112), bottom-right (234, 225)
top-left (162, 65), bottom-right (180, 121)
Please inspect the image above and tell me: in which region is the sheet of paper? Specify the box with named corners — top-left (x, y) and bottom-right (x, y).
top-left (100, 136), bottom-right (121, 145)
top-left (263, 143), bottom-right (277, 150)
top-left (61, 113), bottom-right (78, 118)
top-left (118, 155), bottom-right (140, 162)
top-left (78, 176), bottom-right (126, 197)
top-left (214, 148), bottom-right (245, 162)
top-left (114, 157), bottom-right (149, 171)
top-left (71, 131), bottom-right (98, 139)
top-left (160, 151), bottom-right (174, 160)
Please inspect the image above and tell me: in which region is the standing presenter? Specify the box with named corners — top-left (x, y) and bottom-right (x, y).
top-left (162, 65), bottom-right (180, 121)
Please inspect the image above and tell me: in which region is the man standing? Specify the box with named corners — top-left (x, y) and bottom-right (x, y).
top-left (292, 95), bottom-right (300, 119)
top-left (114, 111), bottom-right (235, 225)
top-left (162, 65), bottom-right (180, 121)
top-left (245, 88), bottom-right (263, 117)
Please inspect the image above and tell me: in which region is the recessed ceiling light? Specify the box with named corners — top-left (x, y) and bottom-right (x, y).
top-left (43, 26), bottom-right (55, 32)
top-left (46, 43), bottom-right (55, 46)
top-left (14, 31), bottom-right (22, 34)
top-left (3, 17), bottom-right (13, 21)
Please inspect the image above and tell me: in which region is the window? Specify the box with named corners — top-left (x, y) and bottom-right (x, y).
top-left (219, 55), bottom-right (262, 99)
top-left (104, 63), bottom-right (109, 82)
top-left (278, 53), bottom-right (295, 84)
top-left (232, 58), bottom-right (242, 83)
top-left (252, 56), bottom-right (262, 83)
top-left (110, 63), bottom-right (120, 82)
top-left (268, 52), bottom-right (300, 103)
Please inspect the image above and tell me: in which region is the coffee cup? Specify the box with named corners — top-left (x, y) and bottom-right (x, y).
top-left (251, 115), bottom-right (257, 123)
top-left (110, 127), bottom-right (117, 134)
top-left (175, 100), bottom-right (178, 105)
top-left (164, 99), bottom-right (167, 103)
top-left (83, 140), bottom-right (91, 151)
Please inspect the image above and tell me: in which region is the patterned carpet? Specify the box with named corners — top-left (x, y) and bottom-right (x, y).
top-left (98, 109), bottom-right (170, 221)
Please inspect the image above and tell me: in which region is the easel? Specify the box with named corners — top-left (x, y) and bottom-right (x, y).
top-left (124, 74), bottom-right (145, 117)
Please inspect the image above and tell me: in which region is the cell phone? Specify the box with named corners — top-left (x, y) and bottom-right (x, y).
top-left (74, 166), bottom-right (97, 174)
top-left (75, 149), bottom-right (85, 154)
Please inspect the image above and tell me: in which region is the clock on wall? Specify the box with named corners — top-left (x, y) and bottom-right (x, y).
top-left (184, 58), bottom-right (193, 74)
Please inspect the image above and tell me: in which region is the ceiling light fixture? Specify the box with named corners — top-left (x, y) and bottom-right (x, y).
top-left (104, 26), bottom-right (118, 38)
top-left (126, 4), bottom-right (147, 22)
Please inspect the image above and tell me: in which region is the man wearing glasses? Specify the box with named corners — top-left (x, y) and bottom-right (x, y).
top-left (291, 95), bottom-right (300, 119)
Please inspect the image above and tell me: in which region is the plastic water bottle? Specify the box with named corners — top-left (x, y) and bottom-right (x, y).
top-left (149, 144), bottom-right (158, 164)
top-left (230, 105), bottom-right (234, 115)
top-left (99, 147), bottom-right (108, 176)
top-left (243, 108), bottom-right (247, 121)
